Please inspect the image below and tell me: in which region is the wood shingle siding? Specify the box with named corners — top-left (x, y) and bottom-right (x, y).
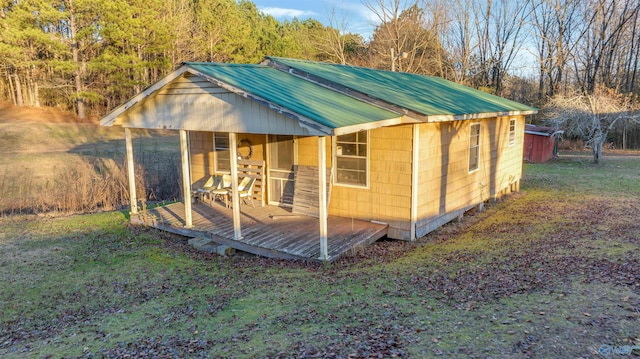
top-left (329, 125), bottom-right (413, 239)
top-left (415, 116), bottom-right (525, 238)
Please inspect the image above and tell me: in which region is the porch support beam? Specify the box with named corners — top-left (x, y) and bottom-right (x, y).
top-left (229, 132), bottom-right (242, 240)
top-left (410, 124), bottom-right (419, 241)
top-left (179, 130), bottom-right (193, 228)
top-left (124, 128), bottom-right (138, 215)
top-left (318, 136), bottom-right (329, 261)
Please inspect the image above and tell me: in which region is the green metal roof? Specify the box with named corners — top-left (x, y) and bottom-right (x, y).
top-left (266, 57), bottom-right (537, 117)
top-left (185, 62), bottom-right (401, 131)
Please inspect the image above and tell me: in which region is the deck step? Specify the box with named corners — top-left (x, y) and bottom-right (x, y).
top-left (188, 237), bottom-right (235, 256)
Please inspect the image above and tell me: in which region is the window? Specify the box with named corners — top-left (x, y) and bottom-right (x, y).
top-left (469, 123), bottom-right (480, 172)
top-left (335, 130), bottom-right (368, 187)
top-left (214, 132), bottom-right (230, 172)
top-left (508, 118), bottom-right (516, 146)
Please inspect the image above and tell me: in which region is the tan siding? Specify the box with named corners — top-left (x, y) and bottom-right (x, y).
top-left (189, 131), bottom-right (214, 185)
top-left (329, 125), bottom-right (413, 239)
top-left (296, 136), bottom-right (332, 167)
top-left (415, 116), bottom-right (525, 237)
top-left (190, 132), bottom-right (266, 186)
top-left (237, 133), bottom-right (266, 162)
top-left (121, 75), bottom-right (316, 136)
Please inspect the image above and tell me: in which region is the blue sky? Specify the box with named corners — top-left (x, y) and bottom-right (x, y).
top-left (252, 0), bottom-right (379, 39)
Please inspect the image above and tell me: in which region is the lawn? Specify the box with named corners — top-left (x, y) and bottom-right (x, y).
top-left (1, 155), bottom-right (639, 358)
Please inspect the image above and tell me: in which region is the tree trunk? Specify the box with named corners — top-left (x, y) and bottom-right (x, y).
top-left (68, 0), bottom-right (85, 119)
top-left (593, 141), bottom-right (602, 164)
top-left (7, 73), bottom-right (16, 105)
top-left (13, 72), bottom-right (23, 106)
top-left (34, 80), bottom-right (40, 107)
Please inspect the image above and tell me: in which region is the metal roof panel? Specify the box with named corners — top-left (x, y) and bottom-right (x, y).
top-left (185, 63), bottom-right (401, 131)
top-left (267, 57), bottom-right (538, 117)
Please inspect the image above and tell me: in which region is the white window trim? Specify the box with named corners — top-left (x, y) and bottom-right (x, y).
top-left (468, 123), bottom-right (481, 173)
top-left (508, 118), bottom-right (516, 147)
top-left (213, 132), bottom-right (231, 174)
top-left (332, 131), bottom-right (370, 189)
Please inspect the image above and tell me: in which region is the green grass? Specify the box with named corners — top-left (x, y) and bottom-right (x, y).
top-left (1, 155), bottom-right (640, 358)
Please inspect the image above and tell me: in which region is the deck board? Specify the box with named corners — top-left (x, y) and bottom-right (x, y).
top-left (137, 201), bottom-right (387, 261)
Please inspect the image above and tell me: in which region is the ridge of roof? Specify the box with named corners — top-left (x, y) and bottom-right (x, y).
top-left (264, 56), bottom-right (538, 120)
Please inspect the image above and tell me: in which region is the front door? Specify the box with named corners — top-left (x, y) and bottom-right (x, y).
top-left (267, 135), bottom-right (296, 206)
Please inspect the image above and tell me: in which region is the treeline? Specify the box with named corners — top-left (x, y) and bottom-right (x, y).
top-left (0, 0), bottom-right (347, 118)
top-left (1, 0), bottom-right (640, 127)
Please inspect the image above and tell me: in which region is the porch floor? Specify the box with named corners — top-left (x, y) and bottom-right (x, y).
top-left (135, 201), bottom-right (388, 262)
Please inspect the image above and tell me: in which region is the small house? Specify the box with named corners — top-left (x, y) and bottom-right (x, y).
top-left (524, 124), bottom-right (563, 163)
top-left (100, 57), bottom-right (537, 261)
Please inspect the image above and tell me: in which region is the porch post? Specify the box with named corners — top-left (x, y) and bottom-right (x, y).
top-left (410, 124), bottom-right (419, 241)
top-left (179, 130), bottom-right (192, 228)
top-left (229, 132), bottom-right (241, 240)
top-left (318, 136), bottom-right (329, 261)
top-left (124, 128), bottom-right (138, 215)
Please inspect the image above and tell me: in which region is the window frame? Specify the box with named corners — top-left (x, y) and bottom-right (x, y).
top-left (333, 130), bottom-right (370, 188)
top-left (213, 132), bottom-right (231, 173)
top-left (468, 123), bottom-right (481, 172)
top-left (508, 118), bottom-right (517, 147)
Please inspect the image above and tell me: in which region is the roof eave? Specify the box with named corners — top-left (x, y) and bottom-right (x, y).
top-left (425, 109), bottom-right (538, 122)
top-left (333, 115), bottom-right (419, 136)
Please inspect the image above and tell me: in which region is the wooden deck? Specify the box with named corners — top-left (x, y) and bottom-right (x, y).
top-left (135, 201), bottom-right (388, 262)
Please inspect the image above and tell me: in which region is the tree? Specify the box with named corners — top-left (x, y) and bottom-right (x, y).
top-left (366, 0), bottom-right (447, 74)
top-left (529, 0), bottom-right (584, 101)
top-left (443, 0), bottom-right (475, 84)
top-left (574, 0), bottom-right (640, 93)
top-left (472, 0), bottom-right (531, 96)
top-left (543, 86), bottom-right (640, 163)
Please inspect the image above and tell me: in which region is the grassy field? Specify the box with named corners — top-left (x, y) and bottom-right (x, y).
top-left (1, 154), bottom-right (638, 358)
top-left (0, 104), bottom-right (181, 214)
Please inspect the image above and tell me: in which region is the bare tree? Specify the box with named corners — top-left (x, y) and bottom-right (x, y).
top-left (529, 0), bottom-right (584, 101)
top-left (574, 0), bottom-right (640, 93)
top-left (544, 86), bottom-right (640, 163)
top-left (317, 4), bottom-right (351, 64)
top-left (473, 0), bottom-right (531, 96)
top-left (444, 0), bottom-right (476, 84)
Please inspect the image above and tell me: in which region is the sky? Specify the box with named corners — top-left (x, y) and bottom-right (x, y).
top-left (252, 0), bottom-right (380, 39)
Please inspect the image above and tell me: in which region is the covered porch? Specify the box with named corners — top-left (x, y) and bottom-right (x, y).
top-left (135, 201), bottom-right (388, 262)
top-left (100, 63), bottom-right (406, 261)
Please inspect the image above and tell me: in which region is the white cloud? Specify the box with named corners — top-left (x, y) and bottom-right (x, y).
top-left (260, 7), bottom-right (317, 19)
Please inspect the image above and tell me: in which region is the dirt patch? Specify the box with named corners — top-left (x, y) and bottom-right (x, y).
top-left (0, 102), bottom-right (92, 124)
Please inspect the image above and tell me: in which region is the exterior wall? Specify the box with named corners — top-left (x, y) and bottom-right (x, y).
top-left (524, 133), bottom-right (554, 163)
top-left (328, 125), bottom-right (414, 239)
top-left (189, 132), bottom-right (266, 186)
top-left (189, 131), bottom-right (214, 185)
top-left (189, 117), bottom-right (525, 241)
top-left (415, 116), bottom-right (525, 237)
top-left (296, 136), bottom-right (332, 167)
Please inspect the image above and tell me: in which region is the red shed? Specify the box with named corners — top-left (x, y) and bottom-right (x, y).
top-left (524, 124), bottom-right (564, 163)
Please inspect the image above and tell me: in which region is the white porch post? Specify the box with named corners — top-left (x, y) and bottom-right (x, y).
top-left (179, 130), bottom-right (192, 228)
top-left (229, 132), bottom-right (242, 240)
top-left (410, 124), bottom-right (419, 241)
top-left (124, 128), bottom-right (138, 215)
top-left (318, 136), bottom-right (329, 261)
